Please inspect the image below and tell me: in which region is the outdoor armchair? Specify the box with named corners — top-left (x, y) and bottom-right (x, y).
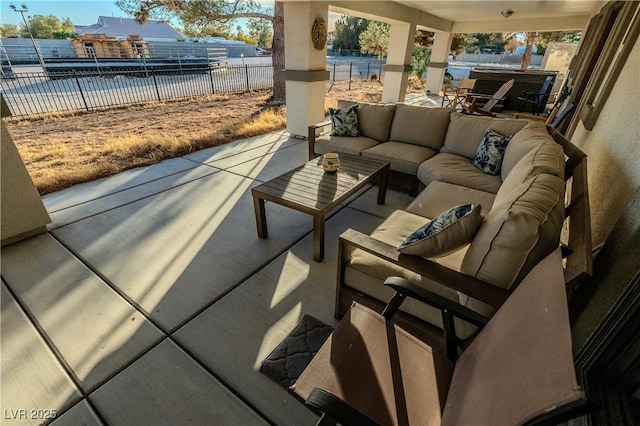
top-left (292, 249), bottom-right (588, 425)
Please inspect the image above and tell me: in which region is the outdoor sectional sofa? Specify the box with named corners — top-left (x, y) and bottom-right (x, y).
top-left (308, 101), bottom-right (592, 344)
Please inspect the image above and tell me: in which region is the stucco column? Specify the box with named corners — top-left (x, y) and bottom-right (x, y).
top-left (1, 96), bottom-right (50, 246)
top-left (382, 21), bottom-right (414, 104)
top-left (283, 1), bottom-right (329, 137)
top-left (425, 31), bottom-right (453, 95)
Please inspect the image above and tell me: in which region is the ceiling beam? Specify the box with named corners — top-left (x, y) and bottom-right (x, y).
top-left (329, 1), bottom-right (452, 32)
top-left (452, 15), bottom-right (590, 33)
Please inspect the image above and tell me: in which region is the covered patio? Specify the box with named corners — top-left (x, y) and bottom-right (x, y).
top-left (2, 0), bottom-right (640, 424)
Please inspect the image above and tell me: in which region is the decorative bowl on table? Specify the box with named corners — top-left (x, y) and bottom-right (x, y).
top-left (322, 153), bottom-right (340, 173)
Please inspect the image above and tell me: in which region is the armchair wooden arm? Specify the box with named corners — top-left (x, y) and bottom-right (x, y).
top-left (336, 228), bottom-right (510, 310)
top-left (308, 120), bottom-right (332, 160)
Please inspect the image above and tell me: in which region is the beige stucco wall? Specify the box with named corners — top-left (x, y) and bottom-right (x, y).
top-left (1, 120), bottom-right (51, 245)
top-left (571, 35), bottom-right (640, 249)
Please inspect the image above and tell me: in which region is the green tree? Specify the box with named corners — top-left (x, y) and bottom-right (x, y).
top-left (359, 21), bottom-right (389, 67)
top-left (0, 23), bottom-right (20, 38)
top-left (21, 15), bottom-right (74, 39)
top-left (116, 0), bottom-right (285, 102)
top-left (181, 21), bottom-right (232, 38)
top-left (411, 44), bottom-right (431, 81)
top-left (332, 16), bottom-right (370, 51)
top-left (235, 25), bottom-right (257, 45)
top-left (247, 18), bottom-right (272, 48)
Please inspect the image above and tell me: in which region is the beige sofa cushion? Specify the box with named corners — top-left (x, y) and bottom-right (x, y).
top-left (501, 122), bottom-right (560, 181)
top-left (442, 113), bottom-right (529, 159)
top-left (461, 173), bottom-right (566, 290)
top-left (363, 142), bottom-right (437, 175)
top-left (398, 204), bottom-right (483, 258)
top-left (345, 210), bottom-right (494, 339)
top-left (407, 181), bottom-right (496, 219)
top-left (499, 141), bottom-right (566, 197)
top-left (314, 134), bottom-right (379, 156)
top-left (417, 153), bottom-right (503, 193)
top-left (355, 102), bottom-right (396, 142)
top-left (389, 104), bottom-right (451, 150)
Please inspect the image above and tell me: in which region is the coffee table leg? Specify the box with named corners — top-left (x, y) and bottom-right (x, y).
top-left (377, 166), bottom-right (390, 205)
top-left (313, 215), bottom-right (325, 262)
top-left (253, 194), bottom-right (268, 238)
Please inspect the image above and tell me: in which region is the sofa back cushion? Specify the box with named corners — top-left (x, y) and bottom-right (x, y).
top-left (498, 141), bottom-right (566, 195)
top-left (354, 102), bottom-right (396, 142)
top-left (442, 113), bottom-right (530, 159)
top-left (461, 173), bottom-right (565, 290)
top-left (500, 122), bottom-right (558, 181)
top-left (389, 104), bottom-right (451, 150)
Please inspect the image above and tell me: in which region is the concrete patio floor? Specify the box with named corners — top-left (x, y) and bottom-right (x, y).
top-left (1, 93), bottom-right (442, 425)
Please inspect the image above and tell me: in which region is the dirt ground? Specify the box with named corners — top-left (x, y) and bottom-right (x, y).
top-left (6, 79), bottom-right (420, 194)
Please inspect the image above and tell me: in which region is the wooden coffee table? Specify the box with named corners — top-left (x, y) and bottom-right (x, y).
top-left (251, 154), bottom-right (390, 262)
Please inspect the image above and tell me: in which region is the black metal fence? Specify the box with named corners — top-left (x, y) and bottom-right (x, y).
top-left (1, 60), bottom-right (382, 118)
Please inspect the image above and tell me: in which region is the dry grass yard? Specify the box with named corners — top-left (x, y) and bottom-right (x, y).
top-left (6, 79), bottom-right (413, 194)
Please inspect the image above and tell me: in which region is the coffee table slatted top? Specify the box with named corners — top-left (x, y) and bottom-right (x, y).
top-left (251, 153), bottom-right (390, 262)
top-left (253, 154), bottom-right (389, 214)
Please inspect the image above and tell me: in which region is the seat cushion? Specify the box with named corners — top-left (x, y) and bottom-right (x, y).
top-left (461, 173), bottom-right (566, 290)
top-left (292, 303), bottom-right (454, 426)
top-left (442, 113), bottom-right (529, 159)
top-left (314, 135), bottom-right (379, 156)
top-left (389, 104), bottom-right (451, 150)
top-left (417, 153), bottom-right (503, 193)
top-left (356, 102), bottom-right (396, 142)
top-left (363, 142), bottom-right (437, 175)
top-left (407, 181), bottom-right (496, 219)
top-left (398, 204), bottom-right (482, 258)
top-left (345, 210), bottom-right (494, 340)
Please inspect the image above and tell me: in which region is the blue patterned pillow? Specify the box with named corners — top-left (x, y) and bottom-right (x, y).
top-left (398, 204), bottom-right (482, 258)
top-left (329, 104), bottom-right (359, 137)
top-left (472, 130), bottom-right (511, 175)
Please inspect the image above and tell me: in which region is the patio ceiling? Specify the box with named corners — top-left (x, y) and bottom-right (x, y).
top-left (330, 0), bottom-right (601, 32)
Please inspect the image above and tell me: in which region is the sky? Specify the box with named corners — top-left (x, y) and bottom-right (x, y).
top-left (0, 0), bottom-right (280, 28)
top-left (1, 1), bottom-right (127, 27)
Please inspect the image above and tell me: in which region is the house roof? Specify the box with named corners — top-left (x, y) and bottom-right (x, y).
top-left (75, 16), bottom-right (185, 40)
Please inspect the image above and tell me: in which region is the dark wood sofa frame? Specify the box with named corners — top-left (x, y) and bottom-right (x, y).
top-left (334, 126), bottom-right (593, 345)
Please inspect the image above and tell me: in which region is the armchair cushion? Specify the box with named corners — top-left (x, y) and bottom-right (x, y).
top-left (398, 204), bottom-right (482, 258)
top-left (329, 104), bottom-right (359, 137)
top-left (472, 130), bottom-right (511, 176)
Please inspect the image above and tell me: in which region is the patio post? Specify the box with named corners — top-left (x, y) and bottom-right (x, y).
top-left (425, 31), bottom-right (453, 95)
top-left (382, 21), bottom-right (414, 103)
top-left (282, 1), bottom-right (329, 138)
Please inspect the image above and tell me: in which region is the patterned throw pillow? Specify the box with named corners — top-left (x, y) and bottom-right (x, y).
top-left (472, 130), bottom-right (512, 175)
top-left (329, 104), bottom-right (360, 137)
top-left (398, 204), bottom-right (482, 258)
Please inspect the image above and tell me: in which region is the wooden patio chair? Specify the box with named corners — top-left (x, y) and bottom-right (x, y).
top-left (461, 78), bottom-right (514, 117)
top-left (292, 249), bottom-right (589, 425)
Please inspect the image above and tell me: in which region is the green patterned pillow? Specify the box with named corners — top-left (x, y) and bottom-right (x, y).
top-left (329, 104), bottom-right (360, 137)
top-left (398, 204), bottom-right (482, 258)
